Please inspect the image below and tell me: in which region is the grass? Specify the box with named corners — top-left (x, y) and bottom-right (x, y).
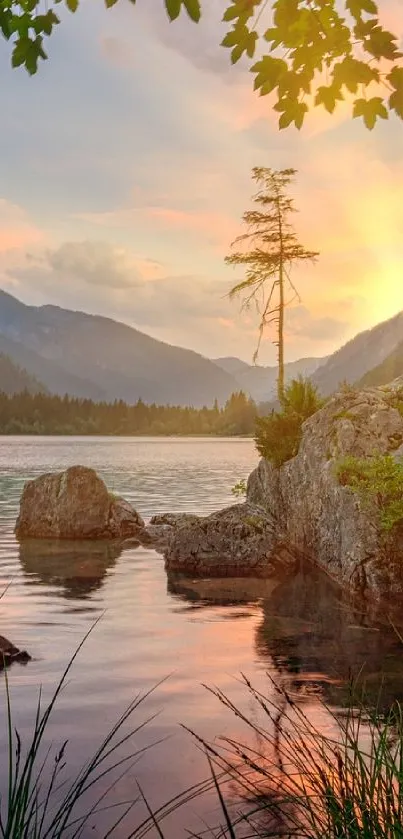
top-left (3, 626), bottom-right (403, 838)
top-left (335, 454), bottom-right (403, 532)
top-left (192, 675), bottom-right (403, 838)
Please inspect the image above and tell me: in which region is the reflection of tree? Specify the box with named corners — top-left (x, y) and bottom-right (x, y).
top-left (256, 565), bottom-right (403, 711)
top-left (18, 539), bottom-right (125, 599)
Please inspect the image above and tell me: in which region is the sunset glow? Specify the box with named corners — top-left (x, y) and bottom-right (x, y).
top-left (1, 1), bottom-right (402, 363)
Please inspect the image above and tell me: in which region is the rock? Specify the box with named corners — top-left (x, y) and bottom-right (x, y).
top-left (0, 635), bottom-right (31, 668)
top-left (146, 513), bottom-right (202, 554)
top-left (149, 513), bottom-right (200, 528)
top-left (108, 496), bottom-right (145, 539)
top-left (247, 385), bottom-right (403, 599)
top-left (15, 466), bottom-right (145, 541)
top-left (164, 502), bottom-right (299, 578)
top-left (144, 524), bottom-right (174, 553)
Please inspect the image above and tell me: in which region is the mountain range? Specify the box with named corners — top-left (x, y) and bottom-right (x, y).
top-left (0, 290), bottom-right (237, 407)
top-left (0, 288), bottom-right (402, 405)
top-left (213, 356), bottom-right (327, 403)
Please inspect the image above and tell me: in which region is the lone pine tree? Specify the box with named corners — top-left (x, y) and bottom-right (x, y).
top-left (225, 167), bottom-right (318, 404)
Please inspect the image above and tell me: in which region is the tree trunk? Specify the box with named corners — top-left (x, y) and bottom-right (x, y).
top-left (277, 196), bottom-right (285, 405)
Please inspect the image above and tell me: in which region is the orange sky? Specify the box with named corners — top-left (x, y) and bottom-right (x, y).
top-left (1, 1), bottom-right (402, 363)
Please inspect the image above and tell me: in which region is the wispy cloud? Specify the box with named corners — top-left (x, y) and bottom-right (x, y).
top-left (0, 0), bottom-right (402, 363)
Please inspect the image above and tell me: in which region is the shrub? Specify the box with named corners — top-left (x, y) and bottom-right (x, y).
top-left (231, 478), bottom-right (247, 497)
top-left (335, 454), bottom-right (403, 532)
top-left (281, 375), bottom-right (324, 420)
top-left (255, 410), bottom-right (303, 467)
top-left (255, 377), bottom-right (323, 467)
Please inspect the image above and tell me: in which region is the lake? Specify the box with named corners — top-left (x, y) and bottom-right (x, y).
top-left (0, 436), bottom-right (402, 837)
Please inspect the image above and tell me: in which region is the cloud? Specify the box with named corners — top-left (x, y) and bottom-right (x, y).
top-left (25, 241), bottom-right (148, 290)
top-left (0, 199), bottom-right (44, 253)
top-left (285, 305), bottom-right (348, 341)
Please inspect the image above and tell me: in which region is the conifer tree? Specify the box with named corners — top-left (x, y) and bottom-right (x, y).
top-left (225, 167), bottom-right (318, 404)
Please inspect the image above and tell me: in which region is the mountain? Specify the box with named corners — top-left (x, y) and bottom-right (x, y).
top-left (213, 355), bottom-right (327, 403)
top-left (0, 353), bottom-right (46, 395)
top-left (311, 311), bottom-right (403, 396)
top-left (0, 290), bottom-right (239, 407)
top-left (357, 339), bottom-right (403, 389)
top-left (0, 332), bottom-right (106, 400)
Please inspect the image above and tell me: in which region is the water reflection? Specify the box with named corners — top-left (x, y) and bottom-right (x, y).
top-left (18, 539), bottom-right (126, 599)
top-left (167, 566), bottom-right (403, 711)
top-left (167, 572), bottom-right (281, 609)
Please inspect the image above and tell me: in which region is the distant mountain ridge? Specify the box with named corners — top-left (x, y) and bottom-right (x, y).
top-left (213, 355), bottom-right (327, 403)
top-left (1, 288), bottom-right (401, 408)
top-left (0, 290), bottom-right (239, 407)
top-left (0, 353), bottom-right (46, 395)
top-left (311, 311), bottom-right (403, 396)
top-left (357, 339), bottom-right (403, 389)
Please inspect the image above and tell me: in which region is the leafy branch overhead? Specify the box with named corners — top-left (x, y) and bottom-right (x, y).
top-left (1, 0), bottom-right (402, 129)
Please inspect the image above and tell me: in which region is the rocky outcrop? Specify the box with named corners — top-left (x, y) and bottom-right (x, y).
top-left (247, 384), bottom-right (403, 599)
top-left (15, 466), bottom-right (145, 541)
top-left (164, 503), bottom-right (299, 578)
top-left (0, 635), bottom-right (30, 668)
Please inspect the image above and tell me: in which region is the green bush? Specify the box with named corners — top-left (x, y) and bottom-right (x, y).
top-left (255, 377), bottom-right (323, 467)
top-left (255, 410), bottom-right (303, 467)
top-left (335, 454), bottom-right (403, 532)
top-left (231, 478), bottom-right (247, 497)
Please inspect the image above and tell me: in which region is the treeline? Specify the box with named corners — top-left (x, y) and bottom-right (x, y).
top-left (0, 390), bottom-right (257, 436)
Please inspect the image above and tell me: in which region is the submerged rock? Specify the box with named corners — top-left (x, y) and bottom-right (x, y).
top-left (15, 466), bottom-right (145, 541)
top-left (164, 502), bottom-right (299, 578)
top-left (0, 635), bottom-right (31, 668)
top-left (247, 385), bottom-right (403, 599)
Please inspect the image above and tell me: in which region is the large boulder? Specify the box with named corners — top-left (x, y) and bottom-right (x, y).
top-left (247, 384), bottom-right (403, 599)
top-left (15, 466), bottom-right (145, 541)
top-left (164, 502), bottom-right (299, 578)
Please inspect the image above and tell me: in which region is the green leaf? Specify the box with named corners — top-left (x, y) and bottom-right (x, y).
top-left (221, 29), bottom-right (240, 47)
top-left (345, 0), bottom-right (377, 20)
top-left (165, 0), bottom-right (181, 20)
top-left (246, 30), bottom-right (257, 57)
top-left (231, 43), bottom-right (244, 63)
top-left (389, 88), bottom-right (403, 119)
top-left (279, 111), bottom-right (294, 129)
top-left (364, 25), bottom-right (402, 60)
top-left (12, 35), bottom-right (47, 75)
top-left (183, 0), bottom-right (201, 21)
top-left (353, 96), bottom-right (388, 128)
top-left (315, 84), bottom-right (344, 113)
top-left (0, 7), bottom-right (11, 39)
top-left (276, 98), bottom-right (307, 129)
top-left (105, 0), bottom-right (119, 6)
top-left (333, 56), bottom-right (379, 93)
top-left (251, 55), bottom-right (288, 95)
top-left (65, 0), bottom-right (79, 11)
top-left (387, 66), bottom-right (403, 91)
top-left (223, 5), bottom-right (240, 22)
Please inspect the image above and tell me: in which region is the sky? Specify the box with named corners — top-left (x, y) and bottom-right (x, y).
top-left (1, 0), bottom-right (403, 365)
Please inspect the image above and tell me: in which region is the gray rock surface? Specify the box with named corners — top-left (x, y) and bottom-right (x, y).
top-left (247, 385), bottom-right (403, 598)
top-left (164, 502), bottom-right (299, 578)
top-left (15, 466), bottom-right (145, 540)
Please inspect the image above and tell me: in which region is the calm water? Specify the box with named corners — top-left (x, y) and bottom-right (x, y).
top-left (0, 436), bottom-right (402, 837)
